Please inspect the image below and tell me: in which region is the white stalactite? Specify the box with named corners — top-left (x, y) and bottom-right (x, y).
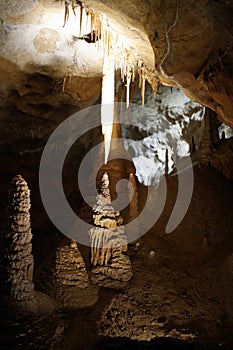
top-left (101, 34), bottom-right (115, 164)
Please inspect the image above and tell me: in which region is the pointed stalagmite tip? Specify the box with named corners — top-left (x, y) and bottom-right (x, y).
top-left (12, 174), bottom-right (27, 184)
top-left (99, 172), bottom-right (111, 204)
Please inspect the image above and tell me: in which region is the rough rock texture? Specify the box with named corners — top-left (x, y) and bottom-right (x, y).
top-left (98, 294), bottom-right (196, 342)
top-left (54, 240), bottom-right (89, 289)
top-left (1, 0), bottom-right (233, 128)
top-left (35, 240), bottom-right (99, 310)
top-left (123, 84), bottom-right (205, 185)
top-left (128, 173), bottom-right (138, 222)
top-left (0, 1), bottom-right (102, 194)
top-left (90, 172), bottom-right (128, 266)
top-left (91, 249), bottom-right (133, 289)
top-left (52, 240), bottom-right (99, 309)
top-left (83, 0), bottom-right (233, 129)
top-left (201, 108), bottom-right (233, 179)
top-left (201, 109), bottom-right (215, 165)
top-left (0, 0), bottom-right (232, 198)
top-left (89, 172), bottom-right (132, 288)
top-left (1, 175), bottom-right (35, 304)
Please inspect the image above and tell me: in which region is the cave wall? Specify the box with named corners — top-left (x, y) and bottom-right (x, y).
top-left (0, 0), bottom-right (233, 230)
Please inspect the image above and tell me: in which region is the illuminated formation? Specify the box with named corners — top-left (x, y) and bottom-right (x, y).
top-left (62, 1), bottom-right (159, 163)
top-left (1, 175), bottom-right (35, 307)
top-left (89, 172), bottom-right (132, 288)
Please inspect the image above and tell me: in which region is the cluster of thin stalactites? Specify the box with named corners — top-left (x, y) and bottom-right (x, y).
top-left (62, 0), bottom-right (159, 108)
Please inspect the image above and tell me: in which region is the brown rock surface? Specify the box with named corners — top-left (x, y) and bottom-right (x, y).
top-left (1, 175), bottom-right (35, 303)
top-left (89, 172), bottom-right (132, 288)
top-left (53, 240), bottom-right (99, 309)
top-left (54, 240), bottom-right (89, 288)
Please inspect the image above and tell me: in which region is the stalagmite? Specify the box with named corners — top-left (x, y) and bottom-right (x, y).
top-left (200, 109), bottom-right (233, 179)
top-left (127, 173), bottom-right (140, 239)
top-left (101, 35), bottom-right (115, 164)
top-left (1, 175), bottom-right (35, 304)
top-left (165, 149), bottom-right (169, 175)
top-left (54, 240), bottom-right (89, 291)
top-left (200, 109), bottom-right (213, 165)
top-left (89, 173), bottom-right (132, 288)
top-left (128, 173), bottom-right (139, 222)
top-left (211, 111), bottom-right (220, 147)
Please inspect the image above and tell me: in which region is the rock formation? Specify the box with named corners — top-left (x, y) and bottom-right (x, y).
top-left (54, 240), bottom-right (89, 289)
top-left (201, 108), bottom-right (233, 179)
top-left (53, 240), bottom-right (91, 308)
top-left (89, 172), bottom-right (132, 288)
top-left (128, 173), bottom-right (139, 222)
top-left (1, 175), bottom-right (35, 306)
top-left (127, 172), bottom-right (140, 238)
top-left (200, 109), bottom-right (214, 165)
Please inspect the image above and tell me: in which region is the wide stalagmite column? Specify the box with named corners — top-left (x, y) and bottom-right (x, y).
top-left (89, 172), bottom-right (132, 288)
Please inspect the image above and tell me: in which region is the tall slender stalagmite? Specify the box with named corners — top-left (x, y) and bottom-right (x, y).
top-left (128, 173), bottom-right (139, 222)
top-left (2, 175), bottom-right (35, 303)
top-left (200, 109), bottom-right (213, 165)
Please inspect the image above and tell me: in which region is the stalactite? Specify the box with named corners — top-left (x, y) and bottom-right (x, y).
top-left (85, 8), bottom-right (89, 33)
top-left (101, 32), bottom-right (115, 164)
top-left (99, 16), bottom-right (104, 57)
top-left (63, 0), bottom-right (69, 27)
top-left (79, 2), bottom-right (83, 36)
top-left (126, 63), bottom-right (132, 109)
top-left (138, 60), bottom-right (143, 89)
top-left (141, 66), bottom-right (146, 107)
top-left (146, 73), bottom-right (159, 98)
top-left (91, 11), bottom-right (95, 42)
top-left (132, 63), bottom-right (135, 82)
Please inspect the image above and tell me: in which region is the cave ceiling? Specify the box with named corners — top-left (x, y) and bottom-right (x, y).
top-left (0, 0), bottom-right (233, 132)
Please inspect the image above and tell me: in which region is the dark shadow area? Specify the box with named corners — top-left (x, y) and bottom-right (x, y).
top-left (94, 337), bottom-right (231, 350)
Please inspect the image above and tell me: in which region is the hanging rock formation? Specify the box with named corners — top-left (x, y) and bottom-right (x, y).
top-left (89, 172), bottom-right (133, 288)
top-left (1, 175), bottom-right (35, 307)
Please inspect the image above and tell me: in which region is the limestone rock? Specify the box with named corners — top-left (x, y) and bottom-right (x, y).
top-left (89, 172), bottom-right (132, 288)
top-left (54, 240), bottom-right (89, 289)
top-left (52, 240), bottom-right (101, 309)
top-left (1, 175), bottom-right (35, 303)
top-left (201, 108), bottom-right (233, 179)
top-left (91, 249), bottom-right (133, 289)
top-left (201, 109), bottom-right (214, 165)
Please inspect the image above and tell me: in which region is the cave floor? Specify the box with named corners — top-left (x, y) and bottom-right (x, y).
top-left (0, 166), bottom-right (233, 350)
